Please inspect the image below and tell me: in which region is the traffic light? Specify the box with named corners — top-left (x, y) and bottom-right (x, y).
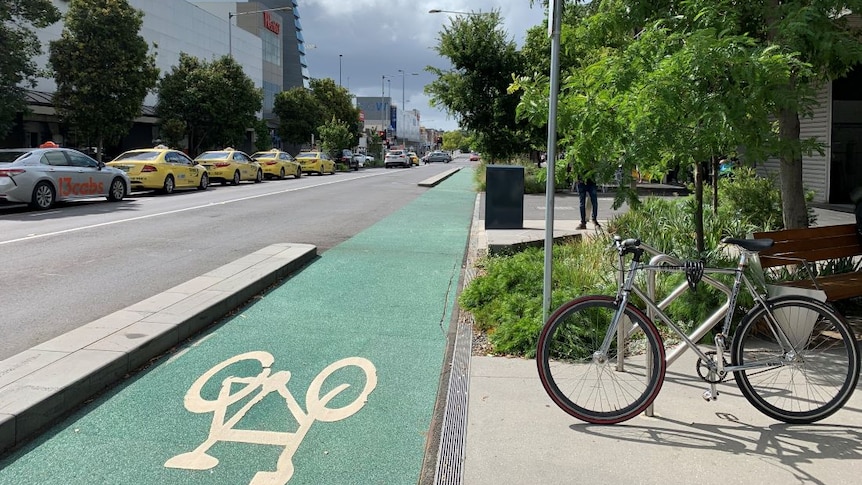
top-left (378, 130), bottom-right (386, 140)
top-left (436, 136), bottom-right (443, 145)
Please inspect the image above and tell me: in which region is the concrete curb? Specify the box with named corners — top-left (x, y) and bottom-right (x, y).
top-left (0, 243), bottom-right (316, 454)
top-left (419, 167), bottom-right (461, 187)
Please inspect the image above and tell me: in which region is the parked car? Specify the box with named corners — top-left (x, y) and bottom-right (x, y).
top-left (353, 153), bottom-right (373, 168)
top-left (335, 149), bottom-right (359, 171)
top-left (407, 151), bottom-right (420, 166)
top-left (384, 149), bottom-right (412, 168)
top-left (423, 151), bottom-right (451, 163)
top-left (107, 146), bottom-right (208, 193)
top-left (194, 148), bottom-right (263, 185)
top-left (251, 150), bottom-right (302, 179)
top-left (295, 151), bottom-right (336, 175)
top-left (0, 145), bottom-right (130, 210)
top-left (469, 152), bottom-right (480, 162)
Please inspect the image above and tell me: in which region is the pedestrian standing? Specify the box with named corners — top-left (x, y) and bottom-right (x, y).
top-left (576, 176), bottom-right (600, 230)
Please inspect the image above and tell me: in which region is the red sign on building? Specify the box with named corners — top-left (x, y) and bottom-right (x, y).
top-left (263, 12), bottom-right (281, 35)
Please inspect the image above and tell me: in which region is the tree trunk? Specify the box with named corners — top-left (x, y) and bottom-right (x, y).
top-left (711, 155), bottom-right (719, 215)
top-left (694, 161), bottom-right (705, 255)
top-left (777, 107), bottom-right (808, 229)
top-left (97, 135), bottom-right (104, 163)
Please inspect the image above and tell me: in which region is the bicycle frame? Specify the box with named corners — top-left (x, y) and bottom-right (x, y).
top-left (605, 243), bottom-right (799, 381)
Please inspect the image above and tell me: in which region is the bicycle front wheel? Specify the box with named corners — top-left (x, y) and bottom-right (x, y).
top-left (732, 295), bottom-right (860, 424)
top-left (537, 295), bottom-right (666, 424)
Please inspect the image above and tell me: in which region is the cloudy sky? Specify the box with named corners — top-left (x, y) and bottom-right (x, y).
top-left (295, 0), bottom-right (547, 131)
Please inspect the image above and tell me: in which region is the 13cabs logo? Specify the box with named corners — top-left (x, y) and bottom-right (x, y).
top-left (58, 177), bottom-right (104, 197)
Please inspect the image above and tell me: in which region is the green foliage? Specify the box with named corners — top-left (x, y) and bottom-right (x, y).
top-left (253, 119), bottom-right (272, 152)
top-left (463, 167), bottom-right (801, 356)
top-left (273, 87), bottom-right (323, 146)
top-left (426, 10), bottom-right (532, 160)
top-left (156, 53), bottom-right (262, 155)
top-left (0, 0), bottom-right (61, 138)
top-left (273, 79), bottom-right (359, 149)
top-left (309, 78), bottom-right (361, 144)
top-left (159, 118), bottom-right (185, 148)
top-left (318, 119), bottom-right (353, 164)
top-left (49, 0), bottom-right (158, 159)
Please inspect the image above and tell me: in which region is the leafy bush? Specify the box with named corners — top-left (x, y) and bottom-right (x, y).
top-left (461, 168), bottom-right (799, 357)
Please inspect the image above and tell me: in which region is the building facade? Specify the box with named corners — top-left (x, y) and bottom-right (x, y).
top-left (5, 0), bottom-right (309, 156)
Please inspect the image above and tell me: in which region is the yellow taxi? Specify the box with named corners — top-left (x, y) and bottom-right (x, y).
top-left (294, 151), bottom-right (336, 175)
top-left (107, 146), bottom-right (208, 193)
top-left (194, 148), bottom-right (263, 185)
top-left (407, 151), bottom-right (420, 166)
top-left (251, 149), bottom-right (302, 180)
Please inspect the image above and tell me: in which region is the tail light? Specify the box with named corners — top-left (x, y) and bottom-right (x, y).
top-left (141, 165), bottom-right (158, 172)
top-left (265, 161), bottom-right (277, 165)
top-left (0, 169), bottom-right (26, 177)
top-left (214, 162), bottom-right (231, 168)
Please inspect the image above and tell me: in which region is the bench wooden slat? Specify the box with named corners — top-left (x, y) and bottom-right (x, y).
top-left (751, 223), bottom-right (862, 302)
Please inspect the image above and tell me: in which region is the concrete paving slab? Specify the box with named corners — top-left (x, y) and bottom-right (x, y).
top-left (463, 352), bottom-right (862, 485)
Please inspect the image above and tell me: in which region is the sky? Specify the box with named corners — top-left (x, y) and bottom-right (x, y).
top-left (296, 0), bottom-right (547, 132)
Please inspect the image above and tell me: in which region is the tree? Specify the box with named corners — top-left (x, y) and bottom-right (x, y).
top-left (548, 1), bottom-right (862, 230)
top-left (273, 87), bottom-right (324, 146)
top-left (273, 79), bottom-right (359, 149)
top-left (318, 119), bottom-right (354, 163)
top-left (0, 0), bottom-right (61, 139)
top-left (514, 2), bottom-right (805, 252)
top-left (426, 10), bottom-right (532, 160)
top-left (309, 78), bottom-right (361, 142)
top-left (157, 53), bottom-right (262, 155)
top-left (253, 119), bottom-right (273, 152)
top-left (49, 0), bottom-right (158, 160)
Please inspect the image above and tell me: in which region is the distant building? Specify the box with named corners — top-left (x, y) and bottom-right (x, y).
top-left (5, 0), bottom-right (309, 156)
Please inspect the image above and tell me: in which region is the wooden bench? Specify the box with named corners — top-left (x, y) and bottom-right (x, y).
top-left (752, 223), bottom-right (862, 302)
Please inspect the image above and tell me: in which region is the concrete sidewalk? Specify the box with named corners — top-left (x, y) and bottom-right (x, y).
top-left (461, 192), bottom-right (862, 485)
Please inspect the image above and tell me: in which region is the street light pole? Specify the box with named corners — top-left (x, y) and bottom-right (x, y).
top-left (228, 5), bottom-right (293, 58)
top-left (396, 70), bottom-right (418, 143)
top-left (339, 54), bottom-right (343, 87)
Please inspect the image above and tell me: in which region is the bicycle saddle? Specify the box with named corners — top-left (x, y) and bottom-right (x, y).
top-left (721, 237), bottom-right (774, 252)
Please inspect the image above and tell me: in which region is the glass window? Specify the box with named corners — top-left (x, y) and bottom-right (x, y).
top-left (68, 152), bottom-right (98, 167)
top-left (42, 151), bottom-right (68, 166)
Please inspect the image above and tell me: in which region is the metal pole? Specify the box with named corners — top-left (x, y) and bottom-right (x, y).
top-left (339, 54), bottom-right (343, 87)
top-left (381, 75), bottom-right (386, 160)
top-left (228, 12), bottom-right (233, 58)
top-left (543, 0), bottom-right (563, 324)
top-left (398, 69), bottom-right (405, 141)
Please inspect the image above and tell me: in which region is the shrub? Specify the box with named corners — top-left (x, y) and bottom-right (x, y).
top-left (462, 169), bottom-right (799, 357)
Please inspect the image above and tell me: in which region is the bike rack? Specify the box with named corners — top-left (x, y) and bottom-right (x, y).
top-left (635, 244), bottom-right (732, 417)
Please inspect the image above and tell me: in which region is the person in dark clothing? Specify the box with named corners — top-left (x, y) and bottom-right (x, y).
top-left (576, 176), bottom-right (599, 230)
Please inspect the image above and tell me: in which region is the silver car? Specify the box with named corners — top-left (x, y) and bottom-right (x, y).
top-left (0, 147), bottom-right (131, 210)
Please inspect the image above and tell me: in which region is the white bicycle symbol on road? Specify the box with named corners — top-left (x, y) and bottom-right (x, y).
top-left (164, 351), bottom-right (377, 485)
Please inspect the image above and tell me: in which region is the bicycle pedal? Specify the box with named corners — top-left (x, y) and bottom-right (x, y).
top-left (702, 389), bottom-right (718, 401)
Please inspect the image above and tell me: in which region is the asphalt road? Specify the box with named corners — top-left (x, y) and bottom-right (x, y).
top-left (0, 159), bottom-right (470, 360)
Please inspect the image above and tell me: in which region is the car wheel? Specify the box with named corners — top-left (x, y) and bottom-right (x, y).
top-left (295, 167), bottom-right (302, 179)
top-left (232, 171), bottom-right (241, 185)
top-left (107, 178), bottom-right (126, 202)
top-left (162, 175), bottom-right (175, 194)
top-left (198, 173), bottom-right (209, 190)
top-left (30, 181), bottom-right (55, 210)
top-left (279, 167), bottom-right (285, 179)
top-left (255, 169), bottom-right (263, 183)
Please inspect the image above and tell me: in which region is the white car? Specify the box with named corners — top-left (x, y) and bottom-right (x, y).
top-left (353, 153), bottom-right (374, 168)
top-left (0, 146), bottom-right (131, 210)
top-left (384, 150), bottom-right (411, 168)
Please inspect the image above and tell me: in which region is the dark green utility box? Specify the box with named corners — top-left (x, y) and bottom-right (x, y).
top-left (485, 165), bottom-right (524, 229)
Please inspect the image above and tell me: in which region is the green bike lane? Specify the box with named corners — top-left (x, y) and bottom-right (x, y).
top-left (0, 168), bottom-right (476, 485)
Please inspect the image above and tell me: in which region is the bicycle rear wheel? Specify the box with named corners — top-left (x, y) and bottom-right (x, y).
top-left (537, 295), bottom-right (666, 424)
top-left (732, 295), bottom-right (860, 424)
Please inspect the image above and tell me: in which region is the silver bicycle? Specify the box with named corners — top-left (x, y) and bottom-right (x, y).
top-left (537, 236), bottom-right (860, 424)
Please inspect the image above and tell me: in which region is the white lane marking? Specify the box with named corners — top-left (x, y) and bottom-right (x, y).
top-left (0, 170), bottom-right (403, 246)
